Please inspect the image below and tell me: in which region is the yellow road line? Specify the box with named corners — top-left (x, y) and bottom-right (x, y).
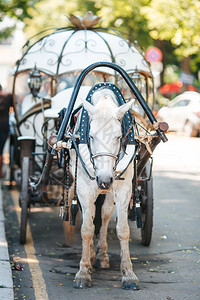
top-left (11, 190), bottom-right (49, 300)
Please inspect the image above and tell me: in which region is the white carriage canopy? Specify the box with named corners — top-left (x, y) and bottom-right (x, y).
top-left (16, 29), bottom-right (151, 76)
top-left (13, 15), bottom-right (154, 123)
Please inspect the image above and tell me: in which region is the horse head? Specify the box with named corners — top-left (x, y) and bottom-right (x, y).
top-left (83, 88), bottom-right (133, 190)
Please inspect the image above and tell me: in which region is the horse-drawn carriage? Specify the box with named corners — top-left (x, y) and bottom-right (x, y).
top-left (11, 13), bottom-right (168, 289)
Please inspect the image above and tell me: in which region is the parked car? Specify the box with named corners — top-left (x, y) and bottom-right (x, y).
top-left (157, 91), bottom-right (200, 137)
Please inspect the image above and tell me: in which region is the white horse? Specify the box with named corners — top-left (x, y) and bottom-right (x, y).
top-left (70, 88), bottom-right (139, 289)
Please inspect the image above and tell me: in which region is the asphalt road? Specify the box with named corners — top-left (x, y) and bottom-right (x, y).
top-left (2, 133), bottom-right (200, 300)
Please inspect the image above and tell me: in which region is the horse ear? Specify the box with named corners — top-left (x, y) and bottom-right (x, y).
top-left (117, 100), bottom-right (134, 119)
top-left (82, 99), bottom-right (96, 117)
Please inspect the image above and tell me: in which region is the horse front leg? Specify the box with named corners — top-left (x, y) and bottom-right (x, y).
top-left (74, 192), bottom-right (96, 288)
top-left (115, 189), bottom-right (139, 290)
top-left (96, 193), bottom-right (114, 268)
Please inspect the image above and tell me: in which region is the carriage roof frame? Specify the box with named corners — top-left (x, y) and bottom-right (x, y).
top-left (14, 26), bottom-right (152, 77)
top-left (12, 23), bottom-right (155, 127)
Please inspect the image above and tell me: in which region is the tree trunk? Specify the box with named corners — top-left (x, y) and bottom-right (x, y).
top-left (155, 40), bottom-right (167, 86)
top-left (180, 56), bottom-right (191, 74)
top-left (180, 56), bottom-right (194, 91)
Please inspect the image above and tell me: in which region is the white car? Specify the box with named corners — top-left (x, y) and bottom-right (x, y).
top-left (157, 91), bottom-right (200, 137)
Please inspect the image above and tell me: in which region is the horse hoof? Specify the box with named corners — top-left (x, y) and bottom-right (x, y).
top-left (74, 279), bottom-right (91, 289)
top-left (122, 281), bottom-right (138, 290)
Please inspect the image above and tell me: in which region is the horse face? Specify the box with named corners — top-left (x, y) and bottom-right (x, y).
top-left (83, 91), bottom-right (133, 191)
top-left (89, 117), bottom-right (122, 190)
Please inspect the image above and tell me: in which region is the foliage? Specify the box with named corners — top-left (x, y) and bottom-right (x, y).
top-left (24, 0), bottom-right (77, 37)
top-left (163, 65), bottom-right (179, 83)
top-left (2, 0), bottom-right (200, 81)
top-left (141, 0), bottom-right (200, 58)
top-left (23, 0), bottom-right (152, 48)
top-left (0, 0), bottom-right (39, 41)
top-left (0, 22), bottom-right (16, 41)
top-left (95, 0), bottom-right (152, 48)
top-left (0, 0), bottom-right (39, 21)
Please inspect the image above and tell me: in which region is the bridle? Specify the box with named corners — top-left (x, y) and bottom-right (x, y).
top-left (90, 149), bottom-right (121, 173)
top-left (77, 82), bottom-right (136, 179)
top-left (87, 111), bottom-right (136, 174)
top-left (88, 129), bottom-right (123, 173)
top-left (69, 113), bottom-right (136, 181)
top-left (92, 152), bottom-right (120, 172)
top-left (91, 152), bottom-right (118, 160)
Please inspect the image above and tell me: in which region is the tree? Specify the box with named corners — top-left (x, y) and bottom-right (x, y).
top-left (0, 0), bottom-right (40, 41)
top-left (141, 0), bottom-right (200, 74)
top-left (23, 0), bottom-right (99, 37)
top-left (95, 0), bottom-right (152, 48)
top-left (23, 0), bottom-right (152, 48)
top-left (1, 0), bottom-right (40, 21)
top-left (3, 0), bottom-right (200, 85)
top-left (19, 0), bottom-right (179, 86)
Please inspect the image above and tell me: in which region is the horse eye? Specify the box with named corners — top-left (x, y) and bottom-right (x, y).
top-left (89, 135), bottom-right (94, 140)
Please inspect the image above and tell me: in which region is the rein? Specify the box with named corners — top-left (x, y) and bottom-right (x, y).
top-left (70, 126), bottom-right (133, 180)
top-left (70, 133), bottom-right (95, 180)
top-left (92, 153), bottom-right (118, 160)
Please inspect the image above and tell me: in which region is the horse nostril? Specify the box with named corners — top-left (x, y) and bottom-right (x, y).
top-left (102, 182), bottom-right (108, 189)
top-left (97, 178), bottom-right (113, 190)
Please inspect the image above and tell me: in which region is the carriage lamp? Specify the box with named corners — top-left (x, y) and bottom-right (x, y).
top-left (27, 65), bottom-right (42, 98)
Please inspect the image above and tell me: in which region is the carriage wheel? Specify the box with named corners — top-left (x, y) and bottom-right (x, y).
top-left (140, 161), bottom-right (154, 246)
top-left (20, 156), bottom-right (30, 244)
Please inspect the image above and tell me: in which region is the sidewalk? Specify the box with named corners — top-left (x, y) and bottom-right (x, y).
top-left (0, 181), bottom-right (14, 300)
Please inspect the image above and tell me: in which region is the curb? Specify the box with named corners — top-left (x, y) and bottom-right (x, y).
top-left (0, 182), bottom-right (14, 300)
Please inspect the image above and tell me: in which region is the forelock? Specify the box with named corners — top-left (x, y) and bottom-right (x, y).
top-left (91, 88), bottom-right (119, 120)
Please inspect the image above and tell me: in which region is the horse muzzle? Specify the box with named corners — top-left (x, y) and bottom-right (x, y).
top-left (96, 176), bottom-right (113, 190)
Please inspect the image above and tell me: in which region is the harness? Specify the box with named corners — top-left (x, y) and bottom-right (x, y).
top-left (79, 82), bottom-right (135, 145)
top-left (77, 82), bottom-right (136, 179)
top-left (57, 83), bottom-right (137, 224)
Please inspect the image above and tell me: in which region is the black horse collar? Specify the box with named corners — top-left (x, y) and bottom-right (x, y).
top-left (79, 82), bottom-right (135, 145)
